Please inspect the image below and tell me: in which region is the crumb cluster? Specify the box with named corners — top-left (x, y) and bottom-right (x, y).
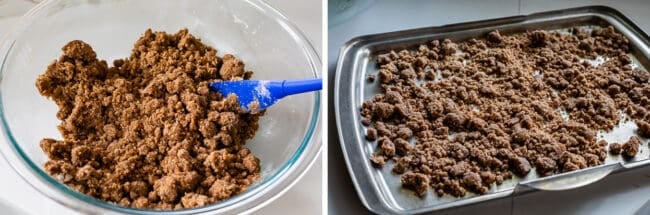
top-left (362, 26), bottom-right (648, 197)
top-left (36, 29), bottom-right (263, 209)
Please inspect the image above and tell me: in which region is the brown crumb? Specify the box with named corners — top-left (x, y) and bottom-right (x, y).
top-left (510, 157), bottom-right (531, 176)
top-left (36, 29), bottom-right (263, 209)
top-left (401, 172), bottom-right (429, 197)
top-left (370, 154), bottom-right (386, 167)
top-left (635, 120), bottom-right (650, 138)
top-left (461, 172), bottom-right (487, 194)
top-left (535, 157), bottom-right (557, 176)
top-left (368, 74), bottom-right (376, 82)
top-left (622, 136), bottom-right (641, 158)
top-left (379, 137), bottom-right (396, 157)
top-left (609, 142), bottom-right (622, 155)
top-left (529, 30), bottom-right (549, 47)
top-left (486, 30), bottom-right (503, 44)
top-left (366, 128), bottom-right (378, 141)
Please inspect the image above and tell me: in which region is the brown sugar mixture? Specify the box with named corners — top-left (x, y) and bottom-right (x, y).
top-left (361, 26), bottom-right (649, 197)
top-left (36, 29), bottom-right (263, 209)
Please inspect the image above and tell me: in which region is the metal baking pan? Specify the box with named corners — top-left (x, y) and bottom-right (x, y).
top-left (334, 6), bottom-right (650, 214)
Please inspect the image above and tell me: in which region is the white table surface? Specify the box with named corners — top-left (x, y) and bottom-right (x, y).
top-left (328, 0), bottom-right (650, 214)
top-left (0, 0), bottom-right (322, 214)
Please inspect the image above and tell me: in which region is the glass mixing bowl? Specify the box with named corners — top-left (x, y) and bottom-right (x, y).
top-left (0, 0), bottom-right (321, 214)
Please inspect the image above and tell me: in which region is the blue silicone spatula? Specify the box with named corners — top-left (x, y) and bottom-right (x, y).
top-left (209, 78), bottom-right (322, 111)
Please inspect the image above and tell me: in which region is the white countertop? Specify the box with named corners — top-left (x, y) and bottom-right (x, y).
top-left (0, 0), bottom-right (322, 214)
top-left (328, 0), bottom-right (650, 214)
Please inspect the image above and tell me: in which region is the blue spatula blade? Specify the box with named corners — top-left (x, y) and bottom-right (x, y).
top-left (209, 79), bottom-right (322, 111)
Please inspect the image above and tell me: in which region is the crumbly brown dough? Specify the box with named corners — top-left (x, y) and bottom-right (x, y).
top-left (366, 128), bottom-right (378, 141)
top-left (368, 74), bottom-right (376, 82)
top-left (401, 172), bottom-right (429, 197)
top-left (362, 26), bottom-right (648, 197)
top-left (510, 156), bottom-right (532, 176)
top-left (609, 142), bottom-right (622, 155)
top-left (36, 29), bottom-right (263, 209)
top-left (635, 120), bottom-right (650, 138)
top-left (622, 136), bottom-right (641, 158)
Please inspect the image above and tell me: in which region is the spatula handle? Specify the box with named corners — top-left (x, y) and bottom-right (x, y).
top-left (269, 78), bottom-right (322, 98)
